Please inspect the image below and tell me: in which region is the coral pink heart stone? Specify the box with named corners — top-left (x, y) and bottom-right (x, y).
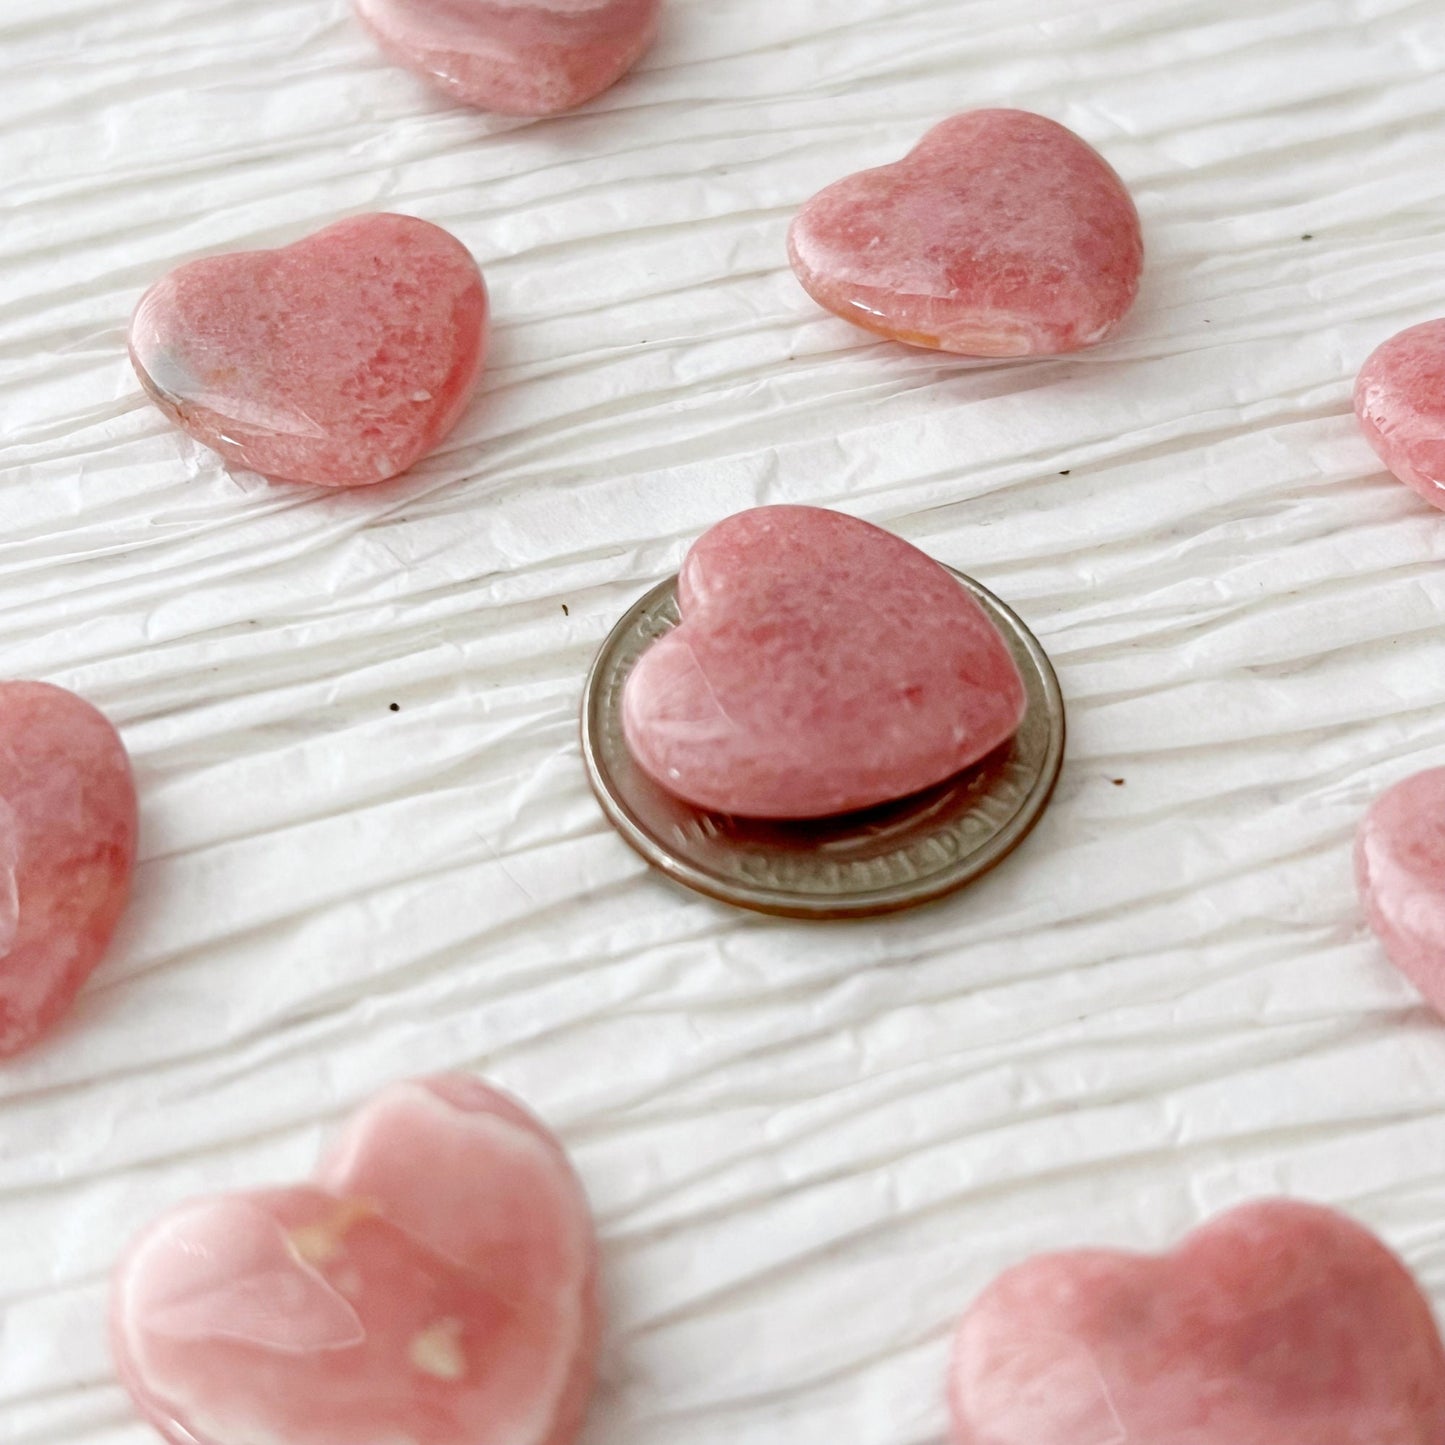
top-left (1357, 767), bottom-right (1445, 1015)
top-left (0, 681), bottom-right (137, 1057)
top-left (113, 1075), bottom-right (599, 1445)
top-left (354, 0), bottom-right (662, 116)
top-left (621, 506), bottom-right (1028, 819)
top-left (949, 1199), bottom-right (1445, 1445)
top-left (1355, 320), bottom-right (1445, 511)
top-left (788, 109), bottom-right (1144, 356)
top-left (129, 214), bottom-right (488, 488)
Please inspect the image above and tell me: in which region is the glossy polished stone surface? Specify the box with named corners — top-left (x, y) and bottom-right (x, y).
top-left (788, 109), bottom-right (1144, 356)
top-left (355, 0), bottom-right (662, 116)
top-left (130, 214), bottom-right (488, 488)
top-left (1357, 767), bottom-right (1445, 1015)
top-left (949, 1199), bottom-right (1445, 1445)
top-left (113, 1075), bottom-right (599, 1445)
top-left (0, 681), bottom-right (137, 1057)
top-left (621, 506), bottom-right (1028, 819)
top-left (1355, 319), bottom-right (1445, 510)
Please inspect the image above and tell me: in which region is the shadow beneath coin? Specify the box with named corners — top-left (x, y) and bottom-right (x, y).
top-left (689, 740), bottom-right (1019, 858)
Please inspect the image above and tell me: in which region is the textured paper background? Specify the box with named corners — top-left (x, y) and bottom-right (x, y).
top-left (5, 0), bottom-right (1445, 1441)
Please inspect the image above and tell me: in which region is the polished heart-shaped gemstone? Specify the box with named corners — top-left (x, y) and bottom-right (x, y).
top-left (621, 506), bottom-right (1027, 819)
top-left (0, 681), bottom-right (136, 1057)
top-left (130, 213), bottom-right (488, 488)
top-left (113, 1076), bottom-right (599, 1445)
top-left (788, 109), bottom-right (1144, 356)
top-left (949, 1200), bottom-right (1445, 1445)
top-left (1355, 319), bottom-right (1445, 510)
top-left (355, 0), bottom-right (662, 116)
top-left (1357, 767), bottom-right (1445, 1015)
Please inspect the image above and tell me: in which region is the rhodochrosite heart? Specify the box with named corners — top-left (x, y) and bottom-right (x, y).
top-left (129, 213), bottom-right (488, 488)
top-left (788, 109), bottom-right (1144, 356)
top-left (1357, 767), bottom-right (1445, 1016)
top-left (949, 1200), bottom-right (1445, 1445)
top-left (354, 0), bottom-right (662, 116)
top-left (113, 1076), bottom-right (599, 1445)
top-left (0, 681), bottom-right (136, 1057)
top-left (621, 506), bottom-right (1027, 818)
top-left (1355, 319), bottom-right (1445, 510)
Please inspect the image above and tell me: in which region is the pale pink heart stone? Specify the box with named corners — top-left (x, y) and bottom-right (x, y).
top-left (949, 1199), bottom-right (1445, 1445)
top-left (1355, 320), bottom-right (1445, 511)
top-left (1357, 767), bottom-right (1445, 1015)
top-left (129, 213), bottom-right (488, 488)
top-left (0, 681), bottom-right (137, 1057)
top-left (621, 506), bottom-right (1028, 819)
top-left (354, 0), bottom-right (662, 117)
top-left (113, 1075), bottom-right (599, 1445)
top-left (788, 109), bottom-right (1144, 356)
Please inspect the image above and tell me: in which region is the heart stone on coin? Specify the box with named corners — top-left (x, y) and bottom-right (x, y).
top-left (621, 506), bottom-right (1028, 819)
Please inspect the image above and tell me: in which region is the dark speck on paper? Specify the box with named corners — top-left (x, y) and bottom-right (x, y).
top-left (389, 703), bottom-right (400, 713)
top-left (562, 604), bottom-right (570, 616)
top-left (1301, 233), bottom-right (1313, 241)
top-left (1112, 778), bottom-right (1126, 787)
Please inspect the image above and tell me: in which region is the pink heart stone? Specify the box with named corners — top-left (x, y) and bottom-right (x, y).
top-left (621, 506), bottom-right (1028, 819)
top-left (354, 0), bottom-right (662, 116)
top-left (129, 214), bottom-right (488, 488)
top-left (948, 1199), bottom-right (1445, 1445)
top-left (0, 681), bottom-right (137, 1057)
top-left (1357, 767), bottom-right (1445, 1015)
top-left (113, 1075), bottom-right (599, 1445)
top-left (1355, 319), bottom-right (1445, 510)
top-left (788, 109), bottom-right (1144, 356)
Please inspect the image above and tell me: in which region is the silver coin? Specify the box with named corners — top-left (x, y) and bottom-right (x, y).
top-left (581, 568), bottom-right (1066, 919)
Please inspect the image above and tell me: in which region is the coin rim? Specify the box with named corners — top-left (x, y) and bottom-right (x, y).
top-left (581, 568), bottom-right (1066, 920)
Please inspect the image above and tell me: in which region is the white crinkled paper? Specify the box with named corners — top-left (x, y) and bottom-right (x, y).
top-left (4, 0), bottom-right (1445, 1441)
